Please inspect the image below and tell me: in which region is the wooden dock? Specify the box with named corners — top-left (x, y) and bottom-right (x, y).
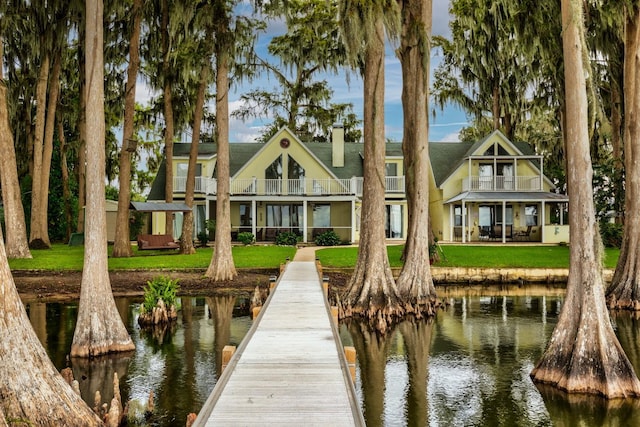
top-left (193, 261), bottom-right (364, 426)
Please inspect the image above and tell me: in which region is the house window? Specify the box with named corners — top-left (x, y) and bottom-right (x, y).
top-left (239, 204), bottom-right (252, 227)
top-left (265, 155), bottom-right (283, 180)
top-left (385, 162), bottom-right (401, 192)
top-left (385, 205), bottom-right (403, 238)
top-left (265, 155), bottom-right (283, 193)
top-left (479, 164), bottom-right (493, 190)
top-left (177, 162), bottom-right (202, 177)
top-left (266, 204), bottom-right (302, 231)
top-left (454, 205), bottom-right (463, 226)
top-left (176, 162), bottom-right (202, 192)
top-left (497, 163), bottom-right (513, 190)
top-left (496, 205), bottom-right (514, 225)
top-left (313, 204), bottom-right (330, 228)
top-left (525, 205), bottom-right (538, 225)
top-left (483, 143), bottom-right (509, 156)
top-left (288, 156), bottom-right (305, 194)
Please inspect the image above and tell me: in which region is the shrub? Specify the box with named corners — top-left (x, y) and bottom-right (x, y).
top-left (237, 232), bottom-right (255, 245)
top-left (197, 230), bottom-right (209, 246)
top-left (275, 231), bottom-right (300, 246)
top-left (141, 276), bottom-right (180, 314)
top-left (600, 222), bottom-right (623, 248)
top-left (314, 230), bottom-right (341, 246)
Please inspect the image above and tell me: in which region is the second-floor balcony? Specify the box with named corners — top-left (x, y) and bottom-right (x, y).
top-left (173, 176), bottom-right (406, 197)
top-left (462, 175), bottom-right (542, 192)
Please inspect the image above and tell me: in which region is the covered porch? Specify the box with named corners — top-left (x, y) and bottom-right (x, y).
top-left (444, 192), bottom-right (569, 244)
top-left (207, 196), bottom-right (359, 244)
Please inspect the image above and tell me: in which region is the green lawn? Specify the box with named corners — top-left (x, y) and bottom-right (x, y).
top-left (8, 244), bottom-right (297, 271)
top-left (315, 245), bottom-right (621, 269)
top-left (8, 243), bottom-right (620, 272)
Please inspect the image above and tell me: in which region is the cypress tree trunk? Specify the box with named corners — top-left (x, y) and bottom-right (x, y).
top-left (113, 0), bottom-right (142, 258)
top-left (0, 79), bottom-right (31, 259)
top-left (207, 28), bottom-right (236, 281)
top-left (71, 0), bottom-right (135, 358)
top-left (396, 0), bottom-right (437, 317)
top-left (607, 3), bottom-right (640, 310)
top-left (0, 232), bottom-right (101, 424)
top-left (341, 14), bottom-right (401, 333)
top-left (180, 67), bottom-right (208, 255)
top-left (531, 0), bottom-right (640, 397)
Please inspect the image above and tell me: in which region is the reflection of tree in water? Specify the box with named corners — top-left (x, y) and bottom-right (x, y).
top-left (141, 318), bottom-right (178, 346)
top-left (612, 311), bottom-right (640, 371)
top-left (536, 382), bottom-right (640, 426)
top-left (398, 317), bottom-right (433, 427)
top-left (346, 318), bottom-right (394, 427)
top-left (207, 294), bottom-right (236, 378)
top-left (152, 298), bottom-right (197, 422)
top-left (70, 352), bottom-right (132, 409)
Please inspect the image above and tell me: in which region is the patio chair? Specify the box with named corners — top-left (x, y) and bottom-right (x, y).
top-left (514, 225), bottom-right (533, 241)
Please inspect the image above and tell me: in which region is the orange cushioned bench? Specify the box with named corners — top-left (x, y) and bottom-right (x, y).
top-left (137, 234), bottom-right (179, 250)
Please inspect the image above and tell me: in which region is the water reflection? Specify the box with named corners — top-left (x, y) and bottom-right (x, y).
top-left (24, 288), bottom-right (640, 426)
top-left (24, 295), bottom-right (252, 427)
top-left (340, 289), bottom-right (640, 426)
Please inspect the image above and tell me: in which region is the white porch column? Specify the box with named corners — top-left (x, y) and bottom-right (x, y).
top-left (502, 201), bottom-right (507, 243)
top-left (302, 200), bottom-right (308, 243)
top-left (541, 201), bottom-right (546, 243)
top-left (449, 204), bottom-right (454, 241)
top-left (251, 200), bottom-right (257, 238)
top-left (205, 198), bottom-right (210, 227)
top-left (462, 201), bottom-right (466, 243)
top-left (351, 199), bottom-right (356, 243)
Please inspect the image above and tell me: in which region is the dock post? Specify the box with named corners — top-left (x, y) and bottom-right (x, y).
top-left (252, 306), bottom-right (261, 319)
top-left (269, 275), bottom-right (278, 290)
top-left (222, 345), bottom-right (236, 371)
top-left (344, 346), bottom-right (356, 382)
top-left (322, 276), bottom-right (329, 298)
top-left (331, 306), bottom-right (338, 325)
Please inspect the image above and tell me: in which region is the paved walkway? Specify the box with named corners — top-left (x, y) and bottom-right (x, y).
top-left (293, 245), bottom-right (320, 261)
top-left (194, 259), bottom-right (363, 427)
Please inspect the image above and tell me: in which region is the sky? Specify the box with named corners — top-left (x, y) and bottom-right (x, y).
top-left (138, 0), bottom-right (466, 144)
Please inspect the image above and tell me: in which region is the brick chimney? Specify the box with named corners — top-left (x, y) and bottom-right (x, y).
top-left (332, 125), bottom-right (344, 167)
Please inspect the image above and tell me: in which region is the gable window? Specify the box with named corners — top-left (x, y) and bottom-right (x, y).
top-left (265, 155), bottom-right (283, 194)
top-left (483, 143), bottom-right (509, 156)
top-left (525, 205), bottom-right (538, 225)
top-left (288, 155), bottom-right (305, 194)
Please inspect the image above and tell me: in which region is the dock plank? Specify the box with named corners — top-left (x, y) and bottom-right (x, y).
top-left (194, 261), bottom-right (363, 427)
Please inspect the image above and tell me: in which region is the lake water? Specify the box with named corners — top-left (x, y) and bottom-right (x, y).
top-left (23, 286), bottom-right (640, 426)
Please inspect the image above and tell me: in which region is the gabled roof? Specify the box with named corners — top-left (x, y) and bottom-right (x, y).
top-left (429, 130), bottom-right (540, 187)
top-left (146, 136), bottom-right (403, 201)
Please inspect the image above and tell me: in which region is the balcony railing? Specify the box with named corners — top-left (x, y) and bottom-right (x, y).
top-left (462, 175), bottom-right (542, 192)
top-left (173, 176), bottom-right (406, 197)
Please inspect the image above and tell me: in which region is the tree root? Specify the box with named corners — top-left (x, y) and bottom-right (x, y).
top-left (607, 294), bottom-right (640, 311)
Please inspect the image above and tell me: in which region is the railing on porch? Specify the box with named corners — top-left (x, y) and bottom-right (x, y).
top-left (462, 175), bottom-right (542, 192)
top-left (173, 176), bottom-right (406, 197)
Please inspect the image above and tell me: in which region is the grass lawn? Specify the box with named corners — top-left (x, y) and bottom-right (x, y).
top-left (8, 244), bottom-right (297, 271)
top-left (8, 243), bottom-right (620, 271)
top-left (316, 244), bottom-right (621, 269)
